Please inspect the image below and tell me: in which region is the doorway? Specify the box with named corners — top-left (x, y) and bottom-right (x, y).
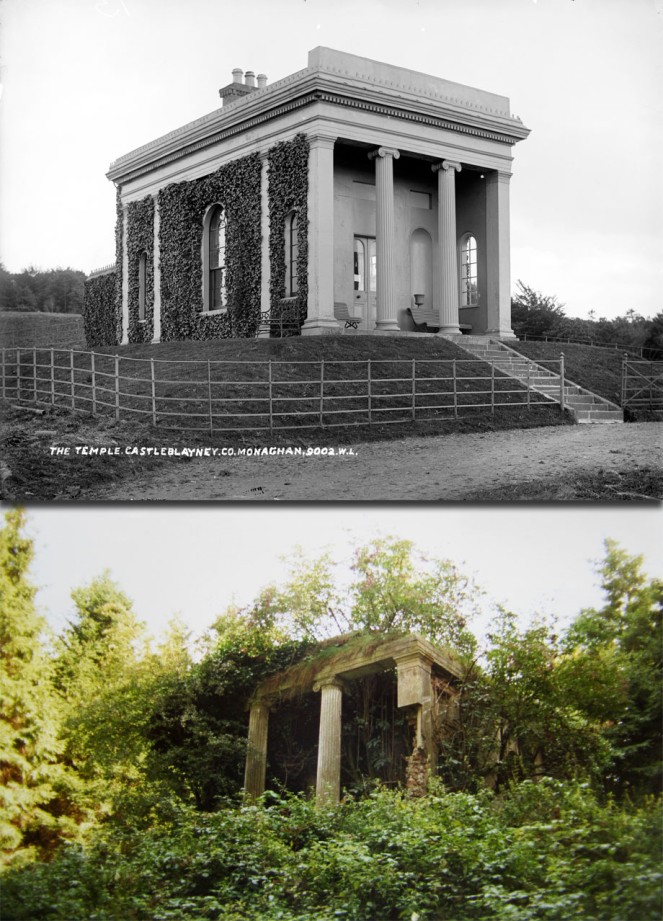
top-left (353, 236), bottom-right (376, 330)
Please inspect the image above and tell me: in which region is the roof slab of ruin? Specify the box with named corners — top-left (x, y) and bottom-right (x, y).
top-left (252, 633), bottom-right (464, 705)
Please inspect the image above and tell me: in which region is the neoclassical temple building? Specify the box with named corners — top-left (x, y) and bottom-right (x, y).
top-left (85, 47), bottom-right (529, 345)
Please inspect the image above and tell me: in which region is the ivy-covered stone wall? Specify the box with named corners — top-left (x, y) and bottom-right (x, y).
top-left (84, 271), bottom-right (118, 347)
top-left (158, 152), bottom-right (262, 341)
top-left (268, 134), bottom-right (309, 331)
top-left (115, 187), bottom-right (124, 345)
top-left (126, 196), bottom-right (155, 343)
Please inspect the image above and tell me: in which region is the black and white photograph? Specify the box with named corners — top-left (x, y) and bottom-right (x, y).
top-left (0, 0), bottom-right (661, 500)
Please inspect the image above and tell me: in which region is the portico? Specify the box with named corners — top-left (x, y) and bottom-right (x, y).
top-left (244, 634), bottom-right (463, 805)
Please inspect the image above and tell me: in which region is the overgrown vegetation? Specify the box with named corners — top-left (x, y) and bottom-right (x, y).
top-left (1, 515), bottom-right (661, 919)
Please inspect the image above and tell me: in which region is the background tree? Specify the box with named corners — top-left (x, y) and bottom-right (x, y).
top-left (0, 511), bottom-right (85, 866)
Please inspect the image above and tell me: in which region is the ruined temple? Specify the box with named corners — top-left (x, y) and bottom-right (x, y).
top-left (243, 633), bottom-right (464, 804)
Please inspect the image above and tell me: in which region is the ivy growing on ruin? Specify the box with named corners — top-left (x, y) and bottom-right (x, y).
top-left (268, 134), bottom-right (309, 332)
top-left (158, 153), bottom-right (262, 341)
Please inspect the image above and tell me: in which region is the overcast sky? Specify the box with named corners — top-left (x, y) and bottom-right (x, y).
top-left (1, 0), bottom-right (661, 320)
top-left (24, 505), bottom-right (663, 647)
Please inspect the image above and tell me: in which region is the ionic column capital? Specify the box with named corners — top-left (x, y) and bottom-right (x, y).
top-left (432, 160), bottom-right (462, 174)
top-left (368, 146), bottom-right (401, 161)
top-left (313, 676), bottom-right (345, 694)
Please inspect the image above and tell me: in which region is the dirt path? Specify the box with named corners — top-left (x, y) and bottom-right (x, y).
top-left (83, 422), bottom-right (662, 501)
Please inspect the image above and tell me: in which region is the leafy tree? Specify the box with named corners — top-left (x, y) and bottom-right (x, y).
top-left (510, 280), bottom-right (567, 338)
top-left (0, 511), bottom-right (85, 865)
top-left (245, 537), bottom-right (478, 657)
top-left (564, 540), bottom-right (662, 794)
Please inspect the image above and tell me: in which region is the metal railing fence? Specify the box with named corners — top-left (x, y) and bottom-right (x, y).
top-left (518, 333), bottom-right (662, 361)
top-left (621, 359), bottom-right (663, 411)
top-left (1, 346), bottom-right (562, 433)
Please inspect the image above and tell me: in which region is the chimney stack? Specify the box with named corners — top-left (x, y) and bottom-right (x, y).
top-left (219, 68), bottom-right (265, 105)
top-left (257, 73), bottom-right (268, 89)
top-left (232, 68), bottom-right (243, 84)
top-left (244, 70), bottom-right (256, 87)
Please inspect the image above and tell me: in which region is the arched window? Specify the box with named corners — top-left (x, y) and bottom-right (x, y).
top-left (208, 206), bottom-right (227, 310)
top-left (285, 210), bottom-right (299, 296)
top-left (138, 251), bottom-right (147, 321)
top-left (460, 234), bottom-right (478, 307)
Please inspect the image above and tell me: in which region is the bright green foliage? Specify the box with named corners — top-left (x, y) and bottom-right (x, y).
top-left (247, 537), bottom-right (478, 657)
top-left (2, 783), bottom-right (661, 920)
top-left (565, 540), bottom-right (663, 794)
top-left (52, 574), bottom-right (168, 813)
top-left (0, 510), bottom-right (85, 866)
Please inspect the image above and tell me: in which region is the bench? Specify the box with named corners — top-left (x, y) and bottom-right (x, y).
top-left (257, 298), bottom-right (302, 337)
top-left (406, 308), bottom-right (472, 334)
top-left (334, 302), bottom-right (362, 330)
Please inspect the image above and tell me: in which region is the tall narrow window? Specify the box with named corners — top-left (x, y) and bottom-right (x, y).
top-left (209, 207), bottom-right (227, 310)
top-left (138, 251), bottom-right (147, 320)
top-left (285, 210), bottom-right (299, 296)
top-left (460, 234), bottom-right (478, 307)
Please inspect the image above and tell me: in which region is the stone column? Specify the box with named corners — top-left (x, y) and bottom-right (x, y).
top-left (396, 653), bottom-right (436, 771)
top-left (485, 170), bottom-right (516, 338)
top-left (369, 146), bottom-right (401, 331)
top-left (151, 196), bottom-right (161, 344)
top-left (244, 701), bottom-right (269, 798)
top-left (120, 204), bottom-right (129, 344)
top-left (257, 151), bottom-right (272, 339)
top-left (314, 677), bottom-right (344, 805)
top-left (432, 160), bottom-right (462, 335)
top-left (302, 135), bottom-right (339, 336)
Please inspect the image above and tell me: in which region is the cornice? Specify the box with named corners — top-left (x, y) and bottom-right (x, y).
top-left (108, 68), bottom-right (529, 185)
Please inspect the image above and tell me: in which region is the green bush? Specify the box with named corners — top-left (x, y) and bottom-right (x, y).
top-left (3, 784), bottom-right (660, 921)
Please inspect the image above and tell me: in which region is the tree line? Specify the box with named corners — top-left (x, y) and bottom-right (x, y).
top-left (0, 264), bottom-right (85, 314)
top-left (511, 280), bottom-right (663, 357)
top-left (1, 512), bottom-right (661, 918)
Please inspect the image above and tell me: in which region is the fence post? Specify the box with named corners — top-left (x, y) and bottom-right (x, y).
top-left (207, 360), bottom-right (213, 435)
top-left (527, 361), bottom-right (531, 409)
top-left (0, 349), bottom-right (4, 401)
top-left (491, 361), bottom-right (495, 416)
top-left (114, 355), bottom-right (120, 421)
top-left (151, 358), bottom-right (157, 426)
top-left (621, 353), bottom-right (627, 407)
top-left (16, 349), bottom-right (21, 401)
top-left (320, 360), bottom-right (325, 428)
top-left (50, 349), bottom-right (55, 405)
top-left (33, 347), bottom-right (37, 403)
top-left (91, 351), bottom-right (97, 415)
top-left (268, 360), bottom-right (273, 433)
top-left (368, 360), bottom-right (372, 424)
top-left (452, 359), bottom-right (458, 418)
top-left (411, 358), bottom-right (416, 421)
top-left (70, 349), bottom-right (75, 409)
top-left (559, 352), bottom-right (565, 412)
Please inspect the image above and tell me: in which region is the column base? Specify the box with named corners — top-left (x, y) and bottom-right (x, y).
top-left (436, 326), bottom-right (461, 337)
top-left (375, 320), bottom-right (400, 332)
top-left (486, 327), bottom-right (517, 339)
top-left (256, 323), bottom-right (272, 340)
top-left (301, 318), bottom-right (342, 336)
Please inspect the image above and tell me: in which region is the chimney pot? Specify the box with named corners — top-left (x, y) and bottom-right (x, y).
top-left (232, 68), bottom-right (243, 84)
top-left (257, 73), bottom-right (268, 89)
top-left (244, 70), bottom-right (256, 87)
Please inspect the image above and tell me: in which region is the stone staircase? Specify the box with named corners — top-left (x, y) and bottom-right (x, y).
top-left (451, 336), bottom-right (624, 424)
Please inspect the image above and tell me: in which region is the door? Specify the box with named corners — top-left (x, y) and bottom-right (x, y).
top-left (353, 236), bottom-right (376, 329)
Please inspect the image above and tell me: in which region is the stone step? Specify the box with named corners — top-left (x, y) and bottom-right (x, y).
top-left (454, 338), bottom-right (624, 423)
